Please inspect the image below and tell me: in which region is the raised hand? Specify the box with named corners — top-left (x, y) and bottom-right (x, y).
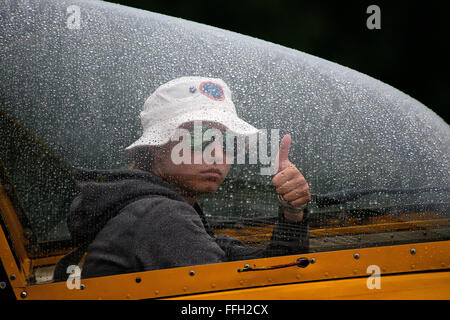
top-left (272, 134), bottom-right (310, 222)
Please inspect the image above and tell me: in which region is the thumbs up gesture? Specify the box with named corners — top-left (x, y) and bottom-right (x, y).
top-left (272, 134), bottom-right (311, 222)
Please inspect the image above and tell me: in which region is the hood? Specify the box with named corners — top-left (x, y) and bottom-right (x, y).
top-left (67, 168), bottom-right (184, 246)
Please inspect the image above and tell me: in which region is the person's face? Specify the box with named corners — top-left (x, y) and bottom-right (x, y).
top-left (151, 121), bottom-right (232, 196)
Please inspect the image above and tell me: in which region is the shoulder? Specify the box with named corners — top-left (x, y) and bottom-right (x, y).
top-left (120, 196), bottom-right (197, 218)
top-left (113, 196), bottom-right (204, 233)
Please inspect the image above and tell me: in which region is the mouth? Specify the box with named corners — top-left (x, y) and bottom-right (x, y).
top-left (199, 168), bottom-right (222, 178)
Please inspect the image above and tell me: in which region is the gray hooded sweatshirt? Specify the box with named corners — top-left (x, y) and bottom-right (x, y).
top-left (67, 169), bottom-right (309, 278)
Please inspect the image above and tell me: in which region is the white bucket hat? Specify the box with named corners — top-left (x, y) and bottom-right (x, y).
top-left (125, 76), bottom-right (260, 151)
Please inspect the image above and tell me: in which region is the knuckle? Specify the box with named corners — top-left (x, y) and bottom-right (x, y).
top-left (276, 186), bottom-right (286, 194)
top-left (271, 176), bottom-right (279, 186)
top-left (283, 192), bottom-right (295, 201)
top-left (291, 197), bottom-right (308, 206)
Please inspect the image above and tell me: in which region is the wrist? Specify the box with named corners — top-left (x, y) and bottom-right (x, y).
top-left (282, 208), bottom-right (305, 223)
top-left (277, 194), bottom-right (308, 212)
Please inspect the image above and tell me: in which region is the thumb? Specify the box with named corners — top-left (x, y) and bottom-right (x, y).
top-left (276, 134), bottom-right (291, 172)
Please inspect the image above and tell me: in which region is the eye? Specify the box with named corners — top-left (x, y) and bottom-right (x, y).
top-left (201, 137), bottom-right (215, 150)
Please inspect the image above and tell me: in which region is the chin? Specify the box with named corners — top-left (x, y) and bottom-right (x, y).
top-left (196, 180), bottom-right (222, 194)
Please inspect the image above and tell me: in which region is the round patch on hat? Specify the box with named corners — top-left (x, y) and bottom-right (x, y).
top-left (199, 81), bottom-right (225, 101)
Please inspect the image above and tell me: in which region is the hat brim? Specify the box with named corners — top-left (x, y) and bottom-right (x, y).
top-left (125, 107), bottom-right (260, 152)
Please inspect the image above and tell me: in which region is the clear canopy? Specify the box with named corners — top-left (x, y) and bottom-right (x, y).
top-left (0, 0), bottom-right (449, 258)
